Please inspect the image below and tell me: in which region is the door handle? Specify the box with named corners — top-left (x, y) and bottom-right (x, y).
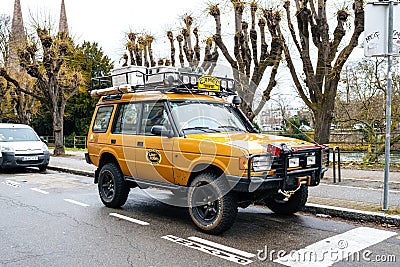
top-left (111, 139), bottom-right (116, 144)
top-left (137, 141), bottom-right (143, 147)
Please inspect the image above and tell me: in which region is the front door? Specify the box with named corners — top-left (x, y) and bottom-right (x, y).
top-left (135, 102), bottom-right (174, 184)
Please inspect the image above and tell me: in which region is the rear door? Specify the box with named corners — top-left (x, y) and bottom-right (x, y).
top-left (110, 102), bottom-right (140, 177)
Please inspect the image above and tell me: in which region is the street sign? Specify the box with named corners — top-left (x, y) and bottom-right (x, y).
top-left (364, 1), bottom-right (400, 57)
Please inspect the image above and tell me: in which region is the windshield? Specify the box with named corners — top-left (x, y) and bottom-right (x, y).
top-left (0, 128), bottom-right (40, 142)
top-left (170, 101), bottom-right (249, 134)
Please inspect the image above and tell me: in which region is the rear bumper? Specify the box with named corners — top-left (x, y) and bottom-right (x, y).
top-left (1, 152), bottom-right (50, 169)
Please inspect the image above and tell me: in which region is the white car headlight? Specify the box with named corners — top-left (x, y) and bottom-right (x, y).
top-left (42, 143), bottom-right (49, 152)
top-left (1, 144), bottom-right (15, 153)
top-left (252, 155), bottom-right (272, 172)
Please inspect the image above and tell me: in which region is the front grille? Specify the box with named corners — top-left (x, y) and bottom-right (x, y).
top-left (15, 150), bottom-right (42, 155)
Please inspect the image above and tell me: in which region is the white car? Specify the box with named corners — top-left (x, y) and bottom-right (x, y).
top-left (299, 124), bottom-right (312, 131)
top-left (0, 123), bottom-right (50, 171)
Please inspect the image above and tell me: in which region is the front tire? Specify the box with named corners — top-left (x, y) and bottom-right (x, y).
top-left (39, 165), bottom-right (48, 172)
top-left (98, 163), bottom-right (130, 208)
top-left (264, 185), bottom-right (308, 215)
top-left (188, 173), bottom-right (237, 235)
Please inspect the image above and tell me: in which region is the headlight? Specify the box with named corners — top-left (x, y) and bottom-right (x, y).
top-left (42, 143), bottom-right (49, 152)
top-left (1, 144), bottom-right (15, 153)
top-left (239, 155), bottom-right (272, 172)
top-left (288, 157), bottom-right (300, 168)
top-left (252, 155), bottom-right (272, 172)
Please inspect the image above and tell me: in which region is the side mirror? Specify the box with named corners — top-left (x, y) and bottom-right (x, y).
top-left (151, 125), bottom-right (174, 138)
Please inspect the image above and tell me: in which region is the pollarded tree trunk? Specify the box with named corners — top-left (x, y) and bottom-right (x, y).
top-left (0, 28), bottom-right (82, 156)
top-left (209, 1), bottom-right (283, 120)
top-left (282, 0), bottom-right (364, 144)
top-left (314, 102), bottom-right (334, 144)
top-left (52, 108), bottom-right (65, 155)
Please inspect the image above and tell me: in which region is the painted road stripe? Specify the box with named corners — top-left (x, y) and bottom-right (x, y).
top-left (162, 235), bottom-right (253, 265)
top-left (31, 188), bottom-right (49, 194)
top-left (64, 199), bottom-right (89, 207)
top-left (274, 227), bottom-right (397, 267)
top-left (188, 236), bottom-right (256, 259)
top-left (3, 180), bottom-right (20, 188)
top-left (109, 213), bottom-right (149, 226)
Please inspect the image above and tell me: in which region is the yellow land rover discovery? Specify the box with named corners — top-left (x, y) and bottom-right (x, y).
top-left (86, 66), bottom-right (329, 235)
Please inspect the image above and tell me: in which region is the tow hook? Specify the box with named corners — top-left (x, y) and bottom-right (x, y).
top-left (278, 186), bottom-right (302, 200)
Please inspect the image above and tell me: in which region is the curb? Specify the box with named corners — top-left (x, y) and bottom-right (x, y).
top-left (48, 165), bottom-right (94, 177)
top-left (304, 203), bottom-right (400, 227)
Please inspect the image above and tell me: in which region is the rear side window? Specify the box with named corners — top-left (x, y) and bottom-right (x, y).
top-left (92, 106), bottom-right (114, 133)
top-left (113, 103), bottom-right (140, 134)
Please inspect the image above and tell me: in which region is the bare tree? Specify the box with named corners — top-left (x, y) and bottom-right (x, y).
top-left (335, 58), bottom-right (400, 163)
top-left (281, 0), bottom-right (365, 144)
top-left (0, 15), bottom-right (11, 121)
top-left (166, 15), bottom-right (219, 74)
top-left (0, 28), bottom-right (82, 155)
top-left (209, 1), bottom-right (283, 121)
top-left (0, 14), bottom-right (36, 124)
top-left (125, 32), bottom-right (156, 68)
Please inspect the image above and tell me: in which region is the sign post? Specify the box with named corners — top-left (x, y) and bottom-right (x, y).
top-left (364, 0), bottom-right (399, 211)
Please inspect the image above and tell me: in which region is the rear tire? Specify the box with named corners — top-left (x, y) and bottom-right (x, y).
top-left (98, 163), bottom-right (130, 208)
top-left (264, 185), bottom-right (308, 215)
top-left (188, 173), bottom-right (237, 235)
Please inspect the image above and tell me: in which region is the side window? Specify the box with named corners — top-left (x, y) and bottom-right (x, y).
top-left (140, 102), bottom-right (171, 135)
top-left (93, 106), bottom-right (114, 133)
top-left (114, 103), bottom-right (140, 134)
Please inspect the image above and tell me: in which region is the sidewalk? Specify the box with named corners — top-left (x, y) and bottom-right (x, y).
top-left (48, 151), bottom-right (400, 226)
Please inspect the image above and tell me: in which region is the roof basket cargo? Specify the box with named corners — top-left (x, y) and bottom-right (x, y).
top-left (90, 66), bottom-right (237, 97)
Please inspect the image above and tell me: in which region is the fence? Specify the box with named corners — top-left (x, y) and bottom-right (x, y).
top-left (41, 136), bottom-right (87, 149)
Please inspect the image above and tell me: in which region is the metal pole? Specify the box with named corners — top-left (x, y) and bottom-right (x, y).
top-left (333, 148), bottom-right (336, 184)
top-left (383, 1), bottom-right (394, 211)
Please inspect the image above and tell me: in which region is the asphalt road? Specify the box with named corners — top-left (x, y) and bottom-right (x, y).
top-left (1, 168), bottom-right (399, 266)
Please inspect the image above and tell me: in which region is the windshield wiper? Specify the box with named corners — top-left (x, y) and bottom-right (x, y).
top-left (182, 127), bottom-right (220, 133)
top-left (218, 125), bottom-right (245, 132)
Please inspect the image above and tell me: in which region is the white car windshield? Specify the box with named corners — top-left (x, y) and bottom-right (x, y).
top-left (0, 128), bottom-right (39, 142)
top-left (170, 101), bottom-right (248, 134)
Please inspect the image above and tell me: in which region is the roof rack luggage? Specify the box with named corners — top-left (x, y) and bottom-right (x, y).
top-left (90, 66), bottom-right (237, 97)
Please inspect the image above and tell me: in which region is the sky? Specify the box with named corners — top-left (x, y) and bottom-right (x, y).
top-left (2, 0), bottom-right (373, 112)
top-left (2, 0), bottom-right (209, 64)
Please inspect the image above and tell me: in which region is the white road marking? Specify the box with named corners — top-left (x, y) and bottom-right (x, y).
top-left (2, 180), bottom-right (21, 188)
top-left (64, 199), bottom-right (89, 207)
top-left (31, 188), bottom-right (49, 194)
top-left (274, 227), bottom-right (397, 267)
top-left (188, 236), bottom-right (256, 258)
top-left (109, 213), bottom-right (149, 226)
top-left (323, 184), bottom-right (400, 194)
top-left (162, 235), bottom-right (253, 265)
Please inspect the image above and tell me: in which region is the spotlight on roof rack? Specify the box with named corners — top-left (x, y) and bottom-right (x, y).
top-left (182, 75), bottom-right (190, 84)
top-left (190, 76), bottom-right (197, 85)
top-left (221, 80), bottom-right (227, 89)
top-left (228, 81), bottom-right (234, 89)
top-left (163, 75), bottom-right (176, 87)
top-left (232, 95), bottom-right (242, 106)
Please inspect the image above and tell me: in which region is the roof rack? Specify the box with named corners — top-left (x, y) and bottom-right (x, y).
top-left (90, 66), bottom-right (237, 97)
